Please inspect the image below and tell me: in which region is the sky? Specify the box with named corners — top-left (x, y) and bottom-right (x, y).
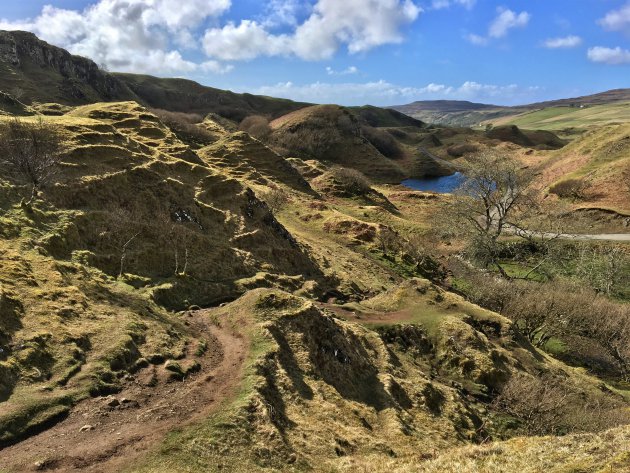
top-left (1, 0), bottom-right (629, 106)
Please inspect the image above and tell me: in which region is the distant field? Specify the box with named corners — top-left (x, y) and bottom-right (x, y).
top-left (487, 102), bottom-right (630, 133)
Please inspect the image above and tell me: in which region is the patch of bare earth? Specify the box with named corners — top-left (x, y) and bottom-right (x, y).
top-left (0, 312), bottom-right (247, 473)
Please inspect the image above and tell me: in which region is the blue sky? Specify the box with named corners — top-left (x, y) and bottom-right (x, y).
top-left (1, 0), bottom-right (629, 106)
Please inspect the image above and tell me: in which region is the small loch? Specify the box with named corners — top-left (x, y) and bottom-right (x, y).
top-left (401, 172), bottom-right (465, 194)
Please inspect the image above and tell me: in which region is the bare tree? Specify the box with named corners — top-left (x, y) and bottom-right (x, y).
top-left (260, 187), bottom-right (290, 214)
top-left (0, 118), bottom-right (63, 205)
top-left (10, 87), bottom-right (25, 102)
top-left (377, 226), bottom-right (401, 257)
top-left (156, 207), bottom-right (201, 276)
top-left (442, 152), bottom-right (533, 277)
top-left (97, 207), bottom-right (143, 278)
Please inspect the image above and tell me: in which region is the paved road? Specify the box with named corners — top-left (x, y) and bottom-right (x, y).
top-left (511, 227), bottom-right (630, 242)
top-left (553, 233), bottom-right (630, 242)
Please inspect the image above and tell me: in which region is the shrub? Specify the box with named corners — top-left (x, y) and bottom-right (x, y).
top-left (493, 372), bottom-right (628, 436)
top-left (239, 115), bottom-right (272, 140)
top-left (260, 187), bottom-right (289, 213)
top-left (149, 108), bottom-right (214, 146)
top-left (454, 268), bottom-right (630, 380)
top-left (330, 167), bottom-right (372, 196)
top-left (446, 143), bottom-right (479, 157)
top-left (549, 178), bottom-right (589, 200)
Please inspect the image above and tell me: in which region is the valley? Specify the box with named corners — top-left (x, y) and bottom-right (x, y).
top-left (0, 27), bottom-right (629, 473)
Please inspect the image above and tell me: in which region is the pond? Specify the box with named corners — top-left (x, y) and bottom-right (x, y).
top-left (401, 172), bottom-right (465, 194)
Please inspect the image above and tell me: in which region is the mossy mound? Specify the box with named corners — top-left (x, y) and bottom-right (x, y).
top-left (198, 131), bottom-right (314, 193)
top-left (269, 105), bottom-right (406, 182)
top-left (133, 287), bottom-right (627, 472)
top-left (0, 91), bottom-right (34, 116)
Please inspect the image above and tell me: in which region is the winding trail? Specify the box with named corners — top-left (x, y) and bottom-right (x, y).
top-left (0, 311), bottom-right (247, 473)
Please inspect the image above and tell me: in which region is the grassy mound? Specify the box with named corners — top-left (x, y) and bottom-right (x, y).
top-left (269, 105), bottom-right (407, 182)
top-left (132, 285), bottom-right (628, 472)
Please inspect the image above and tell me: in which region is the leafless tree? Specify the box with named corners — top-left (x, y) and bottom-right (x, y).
top-left (377, 226), bottom-right (401, 257)
top-left (11, 87), bottom-right (25, 102)
top-left (260, 187), bottom-right (290, 214)
top-left (98, 206), bottom-right (143, 278)
top-left (442, 152), bottom-right (534, 277)
top-left (0, 118), bottom-right (63, 205)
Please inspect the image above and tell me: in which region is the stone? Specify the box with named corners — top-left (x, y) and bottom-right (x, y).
top-left (104, 396), bottom-right (120, 407)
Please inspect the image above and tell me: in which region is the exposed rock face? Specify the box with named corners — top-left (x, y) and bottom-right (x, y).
top-left (0, 32), bottom-right (19, 66)
top-left (0, 31), bottom-right (138, 104)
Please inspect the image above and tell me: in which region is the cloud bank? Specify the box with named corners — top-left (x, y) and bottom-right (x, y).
top-left (252, 80), bottom-right (541, 106)
top-left (0, 0), bottom-right (421, 74)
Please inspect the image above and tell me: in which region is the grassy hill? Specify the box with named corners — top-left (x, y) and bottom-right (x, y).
top-left (487, 101), bottom-right (630, 136)
top-left (114, 73), bottom-right (310, 122)
top-left (528, 122), bottom-right (630, 214)
top-left (391, 89), bottom-right (630, 132)
top-left (1, 30), bottom-right (629, 473)
top-left (0, 30), bottom-right (310, 122)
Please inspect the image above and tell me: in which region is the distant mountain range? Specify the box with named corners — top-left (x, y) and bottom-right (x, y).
top-left (390, 89), bottom-right (630, 130)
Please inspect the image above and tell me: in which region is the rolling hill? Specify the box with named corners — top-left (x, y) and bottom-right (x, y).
top-left (391, 89), bottom-right (630, 133)
top-left (1, 29), bottom-right (629, 473)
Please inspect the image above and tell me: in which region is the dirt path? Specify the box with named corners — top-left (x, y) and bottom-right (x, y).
top-left (0, 311), bottom-right (247, 473)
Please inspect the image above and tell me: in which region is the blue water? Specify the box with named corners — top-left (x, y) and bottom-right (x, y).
top-left (401, 172), bottom-right (465, 194)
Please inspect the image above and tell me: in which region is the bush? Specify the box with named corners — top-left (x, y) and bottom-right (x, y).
top-left (239, 115), bottom-right (272, 140)
top-left (549, 178), bottom-right (589, 200)
top-left (454, 268), bottom-right (630, 380)
top-left (260, 187), bottom-right (289, 213)
top-left (446, 143), bottom-right (479, 157)
top-left (0, 117), bottom-right (62, 204)
top-left (361, 126), bottom-right (402, 158)
top-left (149, 108), bottom-right (214, 146)
top-left (330, 167), bottom-right (372, 196)
top-left (493, 372), bottom-right (628, 436)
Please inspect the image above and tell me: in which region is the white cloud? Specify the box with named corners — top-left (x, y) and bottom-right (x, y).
top-left (262, 0), bottom-right (306, 28)
top-left (0, 0), bottom-right (233, 74)
top-left (203, 0), bottom-right (421, 62)
top-left (466, 7), bottom-right (530, 46)
top-left (488, 8), bottom-right (531, 39)
top-left (252, 80), bottom-right (540, 106)
top-left (326, 66), bottom-right (359, 75)
top-left (202, 20), bottom-right (291, 61)
top-left (543, 35), bottom-right (582, 49)
top-left (598, 2), bottom-right (630, 34)
top-left (1, 0), bottom-right (422, 74)
top-left (587, 46), bottom-right (630, 65)
top-left (465, 33), bottom-right (488, 46)
top-left (431, 0), bottom-right (476, 10)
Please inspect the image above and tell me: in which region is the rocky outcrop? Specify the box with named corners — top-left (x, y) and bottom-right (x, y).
top-left (0, 30), bottom-right (138, 104)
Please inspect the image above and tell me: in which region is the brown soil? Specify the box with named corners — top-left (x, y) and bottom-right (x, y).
top-left (0, 311), bottom-right (247, 473)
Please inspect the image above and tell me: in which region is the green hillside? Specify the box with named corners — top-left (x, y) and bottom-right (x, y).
top-left (487, 101), bottom-right (630, 135)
